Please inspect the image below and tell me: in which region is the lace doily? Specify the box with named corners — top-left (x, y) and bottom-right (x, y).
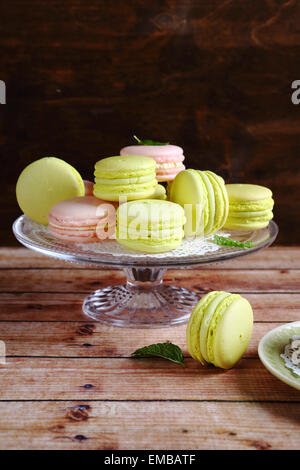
top-left (280, 335), bottom-right (300, 378)
top-left (21, 216), bottom-right (232, 261)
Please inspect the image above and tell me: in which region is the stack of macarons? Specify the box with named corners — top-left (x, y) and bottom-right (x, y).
top-left (15, 136), bottom-right (275, 253)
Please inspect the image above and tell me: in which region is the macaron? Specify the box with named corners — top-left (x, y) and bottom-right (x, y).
top-left (83, 180), bottom-right (94, 196)
top-left (16, 157), bottom-right (85, 224)
top-left (224, 184), bottom-right (274, 231)
top-left (93, 155), bottom-right (157, 202)
top-left (48, 196), bottom-right (117, 243)
top-left (150, 184), bottom-right (167, 200)
top-left (116, 199), bottom-right (185, 253)
top-left (169, 169), bottom-right (229, 237)
top-left (120, 144), bottom-right (185, 182)
top-left (166, 181), bottom-right (173, 199)
top-left (186, 291), bottom-right (253, 369)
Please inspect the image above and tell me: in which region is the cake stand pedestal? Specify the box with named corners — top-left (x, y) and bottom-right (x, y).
top-left (13, 216), bottom-right (278, 328)
top-left (83, 267), bottom-right (199, 327)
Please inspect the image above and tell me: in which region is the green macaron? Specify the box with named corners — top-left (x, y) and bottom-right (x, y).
top-left (186, 291), bottom-right (253, 369)
top-left (116, 199), bottom-right (185, 253)
top-left (224, 184), bottom-right (274, 231)
top-left (93, 155), bottom-right (157, 202)
top-left (169, 169), bottom-right (229, 237)
top-left (16, 157), bottom-right (85, 225)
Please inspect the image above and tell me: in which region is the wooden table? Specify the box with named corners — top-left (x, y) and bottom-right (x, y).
top-left (0, 246), bottom-right (299, 450)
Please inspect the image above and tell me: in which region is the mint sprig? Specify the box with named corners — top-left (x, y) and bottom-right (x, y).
top-left (133, 135), bottom-right (169, 146)
top-left (131, 342), bottom-right (185, 366)
top-left (214, 235), bottom-right (254, 249)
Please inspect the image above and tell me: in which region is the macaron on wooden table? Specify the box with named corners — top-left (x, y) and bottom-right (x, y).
top-left (1, 244), bottom-right (300, 450)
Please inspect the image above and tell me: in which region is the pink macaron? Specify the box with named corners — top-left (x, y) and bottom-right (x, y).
top-left (48, 196), bottom-right (117, 243)
top-left (120, 145), bottom-right (185, 182)
top-left (83, 180), bottom-right (94, 196)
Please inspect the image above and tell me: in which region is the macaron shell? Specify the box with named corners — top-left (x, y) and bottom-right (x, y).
top-left (116, 236), bottom-right (183, 253)
top-left (223, 218), bottom-right (272, 231)
top-left (228, 208), bottom-right (273, 219)
top-left (149, 184), bottom-right (167, 200)
top-left (120, 145), bottom-right (184, 162)
top-left (186, 291), bottom-right (221, 365)
top-left (199, 292), bottom-right (231, 363)
top-left (211, 296), bottom-right (253, 369)
top-left (95, 155), bottom-right (156, 175)
top-left (94, 183), bottom-right (157, 201)
top-left (49, 225), bottom-right (99, 243)
top-left (226, 184), bottom-right (272, 202)
top-left (48, 196), bottom-right (113, 227)
top-left (16, 157), bottom-right (85, 225)
top-left (229, 198), bottom-right (274, 213)
top-left (197, 171), bottom-right (215, 235)
top-left (205, 171), bottom-right (229, 231)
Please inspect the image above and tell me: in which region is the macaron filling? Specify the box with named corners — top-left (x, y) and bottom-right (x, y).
top-left (206, 294), bottom-right (240, 364)
top-left (199, 292), bottom-right (231, 363)
top-left (186, 291), bottom-right (221, 364)
top-left (156, 162), bottom-right (184, 169)
top-left (205, 171), bottom-right (229, 230)
top-left (197, 171), bottom-right (215, 235)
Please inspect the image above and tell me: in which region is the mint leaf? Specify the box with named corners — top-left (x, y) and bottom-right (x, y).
top-left (214, 235), bottom-right (254, 249)
top-left (133, 135), bottom-right (169, 146)
top-left (131, 342), bottom-right (185, 366)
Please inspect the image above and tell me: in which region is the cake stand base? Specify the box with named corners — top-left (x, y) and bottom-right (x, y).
top-left (82, 267), bottom-right (199, 328)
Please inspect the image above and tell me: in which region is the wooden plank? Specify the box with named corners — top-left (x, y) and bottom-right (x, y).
top-left (0, 267), bottom-right (299, 293)
top-left (0, 321), bottom-right (292, 359)
top-left (0, 400), bottom-right (299, 450)
top-left (0, 292), bottom-right (298, 322)
top-left (0, 357), bottom-right (299, 401)
top-left (1, 247), bottom-right (299, 269)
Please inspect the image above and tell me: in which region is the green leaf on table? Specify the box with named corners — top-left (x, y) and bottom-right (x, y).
top-left (213, 235), bottom-right (254, 249)
top-left (131, 342), bottom-right (185, 366)
top-left (133, 135), bottom-right (169, 146)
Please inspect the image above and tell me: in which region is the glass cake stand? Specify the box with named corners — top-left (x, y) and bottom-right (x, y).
top-left (13, 216), bottom-right (278, 328)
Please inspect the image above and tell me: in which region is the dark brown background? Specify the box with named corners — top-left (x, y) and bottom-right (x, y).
top-left (1, 0), bottom-right (300, 245)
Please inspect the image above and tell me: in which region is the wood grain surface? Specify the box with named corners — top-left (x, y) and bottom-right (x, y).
top-left (0, 246), bottom-right (299, 450)
top-left (0, 0), bottom-right (300, 245)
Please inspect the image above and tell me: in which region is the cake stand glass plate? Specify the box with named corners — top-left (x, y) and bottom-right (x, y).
top-left (13, 216), bottom-right (278, 328)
